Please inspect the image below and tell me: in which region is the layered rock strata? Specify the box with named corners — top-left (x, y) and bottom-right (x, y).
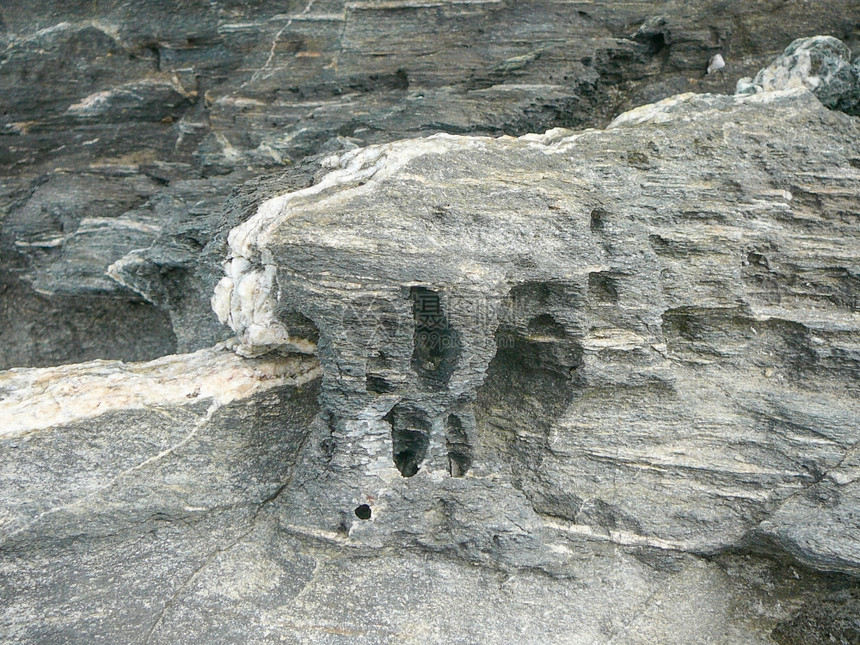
top-left (3, 1), bottom-right (860, 368)
top-left (1, 33), bottom-right (860, 645)
top-left (215, 83), bottom-right (860, 572)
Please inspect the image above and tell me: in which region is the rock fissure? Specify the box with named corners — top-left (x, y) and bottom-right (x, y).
top-left (142, 521), bottom-right (261, 645)
top-left (0, 401), bottom-right (221, 547)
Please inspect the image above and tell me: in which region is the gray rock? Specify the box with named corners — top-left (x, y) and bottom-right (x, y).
top-left (2, 5), bottom-right (860, 642)
top-left (0, 346), bottom-right (855, 643)
top-left (4, 82), bottom-right (860, 642)
top-left (736, 35), bottom-right (860, 114)
top-left (3, 2), bottom-right (860, 368)
top-left (760, 444), bottom-right (860, 574)
top-left (0, 346), bottom-right (323, 643)
top-left (213, 86), bottom-right (860, 575)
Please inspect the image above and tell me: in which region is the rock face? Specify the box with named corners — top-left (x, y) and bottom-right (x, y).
top-left (3, 42), bottom-right (860, 640)
top-left (212, 79), bottom-right (860, 572)
top-left (0, 347), bottom-right (323, 643)
top-left (3, 0), bottom-right (860, 369)
top-left (3, 5), bottom-right (860, 641)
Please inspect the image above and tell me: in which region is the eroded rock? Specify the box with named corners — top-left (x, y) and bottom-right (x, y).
top-left (2, 31), bottom-right (860, 645)
top-left (4, 2), bottom-right (860, 368)
top-left (1, 344), bottom-right (855, 643)
top-left (215, 85), bottom-right (860, 572)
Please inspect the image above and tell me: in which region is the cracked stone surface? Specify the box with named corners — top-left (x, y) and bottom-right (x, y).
top-left (3, 0), bottom-right (860, 368)
top-left (0, 347), bottom-right (322, 643)
top-left (1, 347), bottom-right (858, 643)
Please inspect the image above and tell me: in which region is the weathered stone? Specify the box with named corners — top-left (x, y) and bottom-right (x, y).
top-left (737, 36), bottom-right (860, 114)
top-left (3, 1), bottom-right (860, 368)
top-left (3, 7), bottom-right (860, 642)
top-left (0, 345), bottom-right (856, 643)
top-left (0, 346), bottom-right (322, 643)
top-left (212, 85), bottom-right (860, 576)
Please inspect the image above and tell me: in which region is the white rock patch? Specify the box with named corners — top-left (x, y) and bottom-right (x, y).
top-left (0, 345), bottom-right (321, 438)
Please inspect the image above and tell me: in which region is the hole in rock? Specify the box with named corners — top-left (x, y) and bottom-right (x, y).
top-left (386, 406), bottom-right (430, 477)
top-left (276, 310), bottom-right (320, 345)
top-left (354, 504), bottom-right (372, 520)
top-left (366, 374), bottom-right (394, 394)
top-left (446, 414), bottom-right (473, 477)
top-left (366, 352), bottom-right (395, 394)
top-left (474, 330), bottom-right (583, 518)
top-left (410, 287), bottom-right (461, 388)
top-left (527, 313), bottom-right (566, 338)
top-left (590, 208), bottom-right (609, 232)
top-left (747, 251), bottom-right (770, 269)
top-left (661, 307), bottom-right (704, 343)
top-left (644, 31), bottom-right (667, 56)
top-left (588, 272), bottom-right (619, 303)
top-left (394, 68), bottom-right (409, 90)
top-left (393, 428), bottom-right (429, 477)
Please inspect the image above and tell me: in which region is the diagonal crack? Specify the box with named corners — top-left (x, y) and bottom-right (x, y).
top-left (142, 408), bottom-right (318, 642)
top-left (757, 437), bottom-right (860, 515)
top-left (822, 438), bottom-right (860, 481)
top-left (142, 478), bottom-right (294, 643)
top-left (1, 402), bottom-right (223, 547)
top-left (143, 520), bottom-right (258, 644)
top-left (604, 576), bottom-right (673, 645)
top-left (325, 1), bottom-right (350, 74)
top-left (244, 0), bottom-right (318, 87)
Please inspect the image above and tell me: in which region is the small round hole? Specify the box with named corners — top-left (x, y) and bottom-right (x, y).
top-left (354, 504), bottom-right (372, 520)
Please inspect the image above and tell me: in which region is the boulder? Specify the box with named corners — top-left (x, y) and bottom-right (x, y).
top-left (736, 35), bottom-right (860, 114)
top-left (213, 86), bottom-right (860, 572)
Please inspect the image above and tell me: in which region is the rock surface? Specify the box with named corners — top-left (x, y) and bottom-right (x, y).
top-left (3, 1), bottom-right (860, 368)
top-left (213, 82), bottom-right (860, 571)
top-left (3, 5), bottom-right (860, 642)
top-left (0, 346), bottom-right (323, 643)
top-left (3, 53), bottom-right (860, 641)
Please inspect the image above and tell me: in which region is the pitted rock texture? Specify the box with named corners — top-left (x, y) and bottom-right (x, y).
top-left (1, 345), bottom-right (858, 644)
top-left (3, 18), bottom-right (860, 644)
top-left (216, 86), bottom-right (860, 575)
top-left (3, 1), bottom-right (860, 368)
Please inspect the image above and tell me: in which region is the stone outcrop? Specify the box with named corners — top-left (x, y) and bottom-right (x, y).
top-left (3, 36), bottom-right (860, 641)
top-left (0, 347), bottom-right (323, 643)
top-left (213, 82), bottom-right (860, 569)
top-left (3, 1), bottom-right (860, 369)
